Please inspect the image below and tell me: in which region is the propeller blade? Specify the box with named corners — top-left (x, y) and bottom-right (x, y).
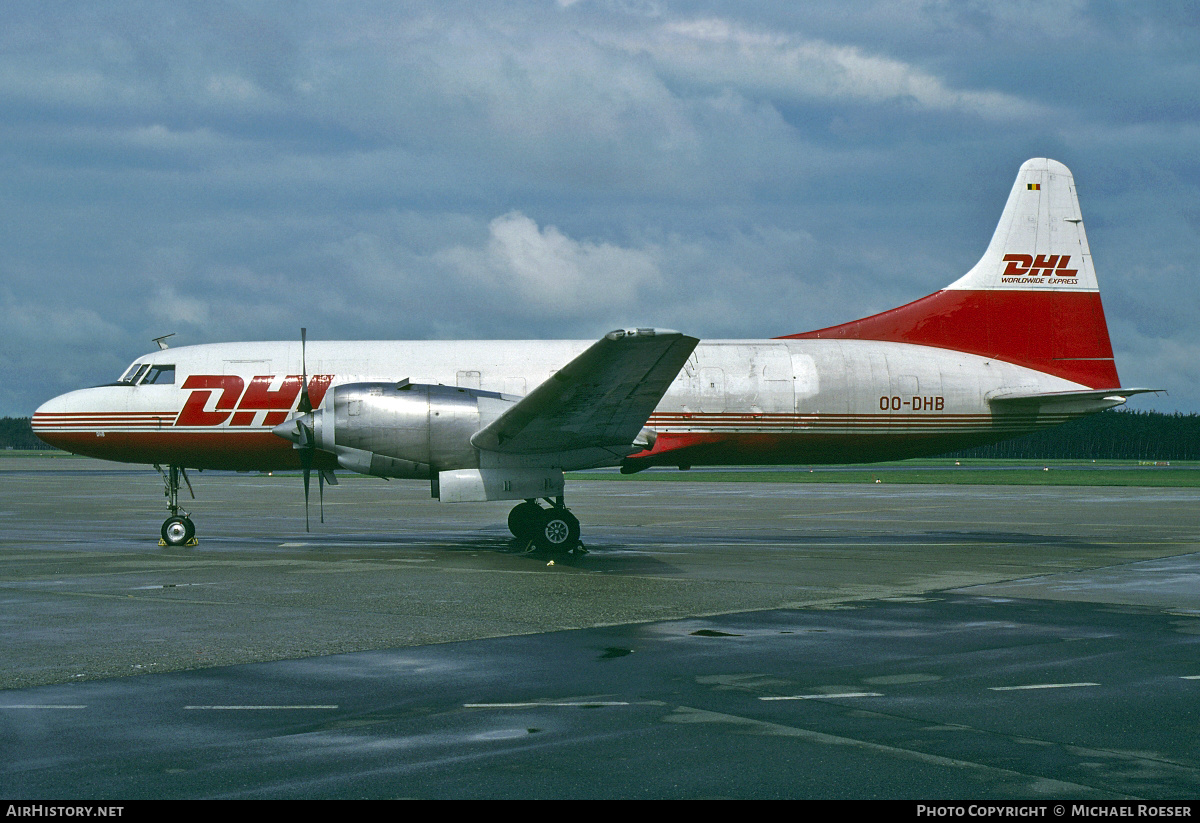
top-left (301, 449), bottom-right (312, 533)
top-left (319, 469), bottom-right (325, 524)
top-left (298, 327), bottom-right (312, 414)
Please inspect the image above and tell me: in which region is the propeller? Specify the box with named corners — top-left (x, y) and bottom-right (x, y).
top-left (272, 329), bottom-right (342, 530)
top-left (299, 327), bottom-right (314, 531)
top-left (272, 327), bottom-right (321, 531)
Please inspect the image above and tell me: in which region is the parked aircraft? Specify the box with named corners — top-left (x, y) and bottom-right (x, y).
top-left (33, 159), bottom-right (1155, 551)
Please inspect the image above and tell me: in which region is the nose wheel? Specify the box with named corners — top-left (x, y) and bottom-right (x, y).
top-left (508, 498), bottom-right (584, 554)
top-left (161, 515), bottom-right (196, 546)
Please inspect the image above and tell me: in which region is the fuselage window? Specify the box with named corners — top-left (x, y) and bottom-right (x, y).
top-left (142, 365), bottom-right (176, 385)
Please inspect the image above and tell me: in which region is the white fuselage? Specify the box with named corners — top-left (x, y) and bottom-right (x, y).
top-left (34, 337), bottom-right (1090, 471)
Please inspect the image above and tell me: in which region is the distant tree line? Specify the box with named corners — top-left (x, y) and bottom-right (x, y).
top-left (1, 418), bottom-right (46, 450)
top-left (940, 409), bottom-right (1200, 461)
top-left (4, 409), bottom-right (1198, 459)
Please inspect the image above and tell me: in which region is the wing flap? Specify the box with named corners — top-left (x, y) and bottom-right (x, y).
top-left (471, 329), bottom-right (698, 455)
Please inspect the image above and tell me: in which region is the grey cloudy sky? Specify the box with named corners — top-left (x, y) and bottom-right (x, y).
top-left (3, 0), bottom-right (1198, 415)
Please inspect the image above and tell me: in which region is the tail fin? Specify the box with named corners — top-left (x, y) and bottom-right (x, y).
top-left (783, 158), bottom-right (1120, 388)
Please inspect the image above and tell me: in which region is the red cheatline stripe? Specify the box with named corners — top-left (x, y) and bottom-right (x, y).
top-left (648, 415), bottom-right (1075, 422)
top-left (33, 427), bottom-right (280, 434)
top-left (33, 423), bottom-right (176, 429)
top-left (33, 413), bottom-right (176, 423)
top-left (647, 414), bottom-right (1076, 425)
top-left (34, 417), bottom-right (173, 423)
top-left (33, 420), bottom-right (175, 424)
top-left (652, 415), bottom-right (1046, 422)
top-left (646, 416), bottom-right (999, 421)
top-left (34, 412), bottom-right (175, 417)
top-left (649, 418), bottom-right (1077, 434)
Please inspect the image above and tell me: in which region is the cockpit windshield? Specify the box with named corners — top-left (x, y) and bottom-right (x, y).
top-left (143, 365), bottom-right (175, 384)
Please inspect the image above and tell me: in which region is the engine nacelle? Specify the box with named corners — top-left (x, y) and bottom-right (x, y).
top-left (311, 381), bottom-right (517, 479)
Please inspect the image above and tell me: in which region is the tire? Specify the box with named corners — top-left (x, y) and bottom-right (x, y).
top-left (161, 516), bottom-right (193, 546)
top-left (507, 501), bottom-right (543, 540)
top-left (532, 508), bottom-right (580, 553)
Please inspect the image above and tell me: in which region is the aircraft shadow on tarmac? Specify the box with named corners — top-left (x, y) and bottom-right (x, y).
top-left (178, 527), bottom-right (684, 572)
top-left (196, 524), bottom-right (1111, 577)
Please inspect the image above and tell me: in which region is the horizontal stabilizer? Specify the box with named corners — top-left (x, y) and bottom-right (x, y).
top-left (471, 328), bottom-right (698, 455)
top-left (989, 387), bottom-right (1162, 414)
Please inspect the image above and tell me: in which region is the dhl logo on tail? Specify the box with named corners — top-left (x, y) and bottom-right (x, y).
top-left (1001, 254), bottom-right (1078, 279)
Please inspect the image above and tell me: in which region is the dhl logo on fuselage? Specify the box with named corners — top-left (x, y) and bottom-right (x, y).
top-left (1001, 254), bottom-right (1078, 283)
top-left (176, 375), bottom-right (334, 427)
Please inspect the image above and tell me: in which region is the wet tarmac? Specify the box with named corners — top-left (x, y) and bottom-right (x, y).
top-left (2, 457), bottom-right (1199, 798)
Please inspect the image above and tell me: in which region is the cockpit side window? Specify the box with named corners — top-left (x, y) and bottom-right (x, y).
top-left (142, 365), bottom-right (176, 385)
top-left (119, 363), bottom-right (151, 385)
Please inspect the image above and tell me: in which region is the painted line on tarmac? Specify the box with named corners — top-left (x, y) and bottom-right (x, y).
top-left (988, 683), bottom-right (1099, 691)
top-left (184, 705), bottom-right (339, 710)
top-left (760, 692), bottom-right (884, 701)
top-left (465, 701), bottom-right (631, 708)
top-left (0, 705), bottom-right (87, 709)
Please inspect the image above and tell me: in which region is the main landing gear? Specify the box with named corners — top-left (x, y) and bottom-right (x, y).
top-left (507, 497), bottom-right (585, 554)
top-left (156, 464), bottom-right (197, 546)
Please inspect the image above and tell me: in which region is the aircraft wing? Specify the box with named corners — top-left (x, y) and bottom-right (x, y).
top-left (471, 328), bottom-right (698, 455)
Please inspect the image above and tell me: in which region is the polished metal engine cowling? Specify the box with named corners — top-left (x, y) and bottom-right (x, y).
top-left (312, 382), bottom-right (516, 479)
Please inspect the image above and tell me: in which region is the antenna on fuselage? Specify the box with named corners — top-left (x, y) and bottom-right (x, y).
top-left (152, 333), bottom-right (175, 350)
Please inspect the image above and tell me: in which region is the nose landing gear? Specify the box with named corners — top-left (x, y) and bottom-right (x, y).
top-left (507, 497), bottom-right (585, 554)
top-left (156, 464), bottom-right (197, 546)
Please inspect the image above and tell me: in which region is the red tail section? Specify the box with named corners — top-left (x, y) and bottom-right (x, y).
top-left (782, 159), bottom-right (1120, 389)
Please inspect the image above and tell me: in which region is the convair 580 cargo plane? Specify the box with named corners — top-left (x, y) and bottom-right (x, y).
top-left (34, 159), bottom-right (1155, 551)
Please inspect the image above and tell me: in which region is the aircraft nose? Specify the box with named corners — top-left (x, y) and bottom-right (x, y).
top-left (31, 391), bottom-right (77, 449)
top-left (31, 386), bottom-right (134, 457)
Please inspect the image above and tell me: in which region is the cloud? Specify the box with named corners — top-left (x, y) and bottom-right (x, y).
top-left (145, 284), bottom-right (213, 331)
top-left (436, 212), bottom-right (663, 317)
top-left (605, 17), bottom-right (1041, 120)
top-left (1, 296), bottom-right (126, 349)
top-left (1110, 327), bottom-right (1200, 414)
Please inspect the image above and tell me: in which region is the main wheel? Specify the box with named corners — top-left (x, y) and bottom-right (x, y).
top-left (532, 508), bottom-right (580, 553)
top-left (507, 501), bottom-right (544, 541)
top-left (161, 515), bottom-right (195, 546)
